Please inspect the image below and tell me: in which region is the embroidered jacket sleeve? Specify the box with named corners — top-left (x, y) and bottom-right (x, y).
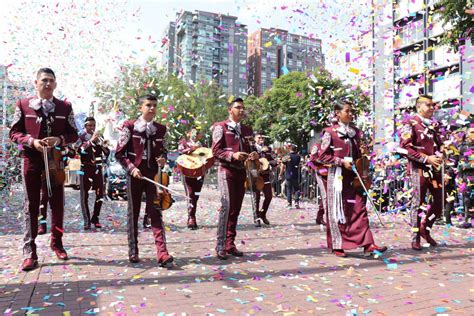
top-left (9, 99), bottom-right (35, 147)
top-left (399, 120), bottom-right (427, 164)
top-left (211, 123), bottom-right (233, 162)
top-left (115, 121), bottom-right (136, 173)
top-left (317, 130), bottom-right (343, 167)
top-left (62, 103), bottom-right (79, 145)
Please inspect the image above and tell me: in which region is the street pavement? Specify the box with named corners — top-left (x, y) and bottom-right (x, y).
top-left (0, 182), bottom-right (472, 315)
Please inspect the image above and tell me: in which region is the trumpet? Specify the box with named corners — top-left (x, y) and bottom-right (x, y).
top-left (92, 132), bottom-right (105, 146)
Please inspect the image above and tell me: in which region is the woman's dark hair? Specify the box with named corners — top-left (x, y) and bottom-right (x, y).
top-left (334, 99), bottom-right (354, 112)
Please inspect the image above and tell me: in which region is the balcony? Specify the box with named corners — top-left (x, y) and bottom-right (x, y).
top-left (394, 19), bottom-right (425, 50)
top-left (394, 0), bottom-right (425, 21)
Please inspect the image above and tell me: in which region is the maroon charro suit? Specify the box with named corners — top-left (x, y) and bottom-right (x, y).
top-left (178, 138), bottom-right (204, 227)
top-left (399, 114), bottom-right (445, 243)
top-left (254, 144), bottom-right (277, 222)
top-left (115, 117), bottom-right (170, 263)
top-left (309, 143), bottom-right (327, 225)
top-left (78, 131), bottom-right (110, 227)
top-left (317, 123), bottom-right (375, 250)
top-left (211, 119), bottom-right (253, 253)
top-left (10, 96), bottom-right (78, 260)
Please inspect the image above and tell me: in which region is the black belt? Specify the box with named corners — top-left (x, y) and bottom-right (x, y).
top-left (219, 162), bottom-right (245, 170)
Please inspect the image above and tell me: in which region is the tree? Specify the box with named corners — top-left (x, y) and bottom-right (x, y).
top-left (94, 58), bottom-right (228, 149)
top-left (438, 0), bottom-right (473, 48)
top-left (244, 69), bottom-right (370, 151)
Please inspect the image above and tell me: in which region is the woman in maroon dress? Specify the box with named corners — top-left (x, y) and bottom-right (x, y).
top-left (317, 100), bottom-right (387, 257)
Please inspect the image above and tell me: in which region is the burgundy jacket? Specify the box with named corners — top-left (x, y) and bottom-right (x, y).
top-left (77, 132), bottom-right (110, 166)
top-left (317, 123), bottom-right (362, 167)
top-left (9, 96), bottom-right (78, 159)
top-left (399, 114), bottom-right (443, 171)
top-left (211, 119), bottom-right (253, 169)
top-left (115, 119), bottom-right (167, 173)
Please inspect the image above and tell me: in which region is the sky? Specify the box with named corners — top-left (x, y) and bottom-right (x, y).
top-left (0, 0), bottom-right (374, 112)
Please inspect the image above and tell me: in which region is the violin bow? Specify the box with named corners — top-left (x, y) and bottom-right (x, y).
top-left (142, 176), bottom-right (191, 200)
top-left (43, 147), bottom-right (53, 197)
top-left (351, 165), bottom-right (385, 227)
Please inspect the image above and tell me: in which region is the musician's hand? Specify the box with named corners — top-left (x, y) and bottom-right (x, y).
top-left (249, 151), bottom-right (259, 160)
top-left (131, 168), bottom-right (143, 179)
top-left (33, 139), bottom-right (46, 153)
top-left (427, 155), bottom-right (442, 169)
top-left (42, 136), bottom-right (61, 147)
top-left (342, 160), bottom-right (353, 171)
top-left (232, 152), bottom-right (248, 161)
top-left (156, 157), bottom-right (166, 167)
top-left (91, 133), bottom-right (100, 142)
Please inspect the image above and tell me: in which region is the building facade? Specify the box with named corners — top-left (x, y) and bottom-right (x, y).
top-left (247, 28), bottom-right (324, 96)
top-left (373, 0), bottom-right (474, 143)
top-left (160, 22), bottom-right (176, 75)
top-left (171, 10), bottom-right (248, 97)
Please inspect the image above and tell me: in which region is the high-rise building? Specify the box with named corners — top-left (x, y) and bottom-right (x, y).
top-left (171, 10), bottom-right (248, 97)
top-left (247, 28), bottom-right (324, 96)
top-left (160, 22), bottom-right (176, 75)
top-left (372, 0), bottom-right (473, 142)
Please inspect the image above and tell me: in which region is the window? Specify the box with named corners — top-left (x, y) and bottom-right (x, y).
top-left (395, 19), bottom-right (424, 49)
top-left (394, 0), bottom-right (424, 20)
top-left (431, 45), bottom-right (459, 68)
top-left (432, 72), bottom-right (461, 101)
top-left (428, 13), bottom-right (452, 38)
top-left (396, 50), bottom-right (424, 79)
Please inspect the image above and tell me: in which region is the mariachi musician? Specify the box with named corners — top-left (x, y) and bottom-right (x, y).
top-left (253, 132), bottom-right (277, 226)
top-left (399, 95), bottom-right (445, 250)
top-left (10, 68), bottom-right (79, 271)
top-left (77, 116), bottom-right (110, 230)
top-left (212, 97), bottom-right (258, 260)
top-left (178, 128), bottom-right (205, 230)
top-left (115, 94), bottom-right (173, 268)
top-left (317, 99), bottom-right (386, 257)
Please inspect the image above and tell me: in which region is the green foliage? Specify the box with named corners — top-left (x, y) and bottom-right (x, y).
top-left (94, 58), bottom-right (228, 149)
top-left (437, 0), bottom-right (473, 48)
top-left (244, 69), bottom-right (371, 150)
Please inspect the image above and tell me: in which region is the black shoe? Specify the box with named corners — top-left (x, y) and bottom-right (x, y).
top-left (159, 255), bottom-right (174, 268)
top-left (143, 215), bottom-right (151, 229)
top-left (227, 248), bottom-right (244, 257)
top-left (129, 255), bottom-right (140, 263)
top-left (261, 216), bottom-right (270, 225)
top-left (254, 218), bottom-right (262, 227)
top-left (295, 203), bottom-right (300, 209)
top-left (216, 250), bottom-right (228, 260)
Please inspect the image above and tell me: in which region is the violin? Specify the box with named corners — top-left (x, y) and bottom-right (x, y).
top-left (352, 156), bottom-right (372, 191)
top-left (42, 146), bottom-right (66, 196)
top-left (153, 166), bottom-right (174, 210)
top-left (244, 158), bottom-right (265, 191)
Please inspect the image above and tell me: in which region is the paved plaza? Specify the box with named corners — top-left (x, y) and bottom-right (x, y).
top-left (0, 183), bottom-right (472, 315)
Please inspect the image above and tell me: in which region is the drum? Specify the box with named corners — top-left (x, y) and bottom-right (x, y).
top-left (176, 147), bottom-right (215, 178)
